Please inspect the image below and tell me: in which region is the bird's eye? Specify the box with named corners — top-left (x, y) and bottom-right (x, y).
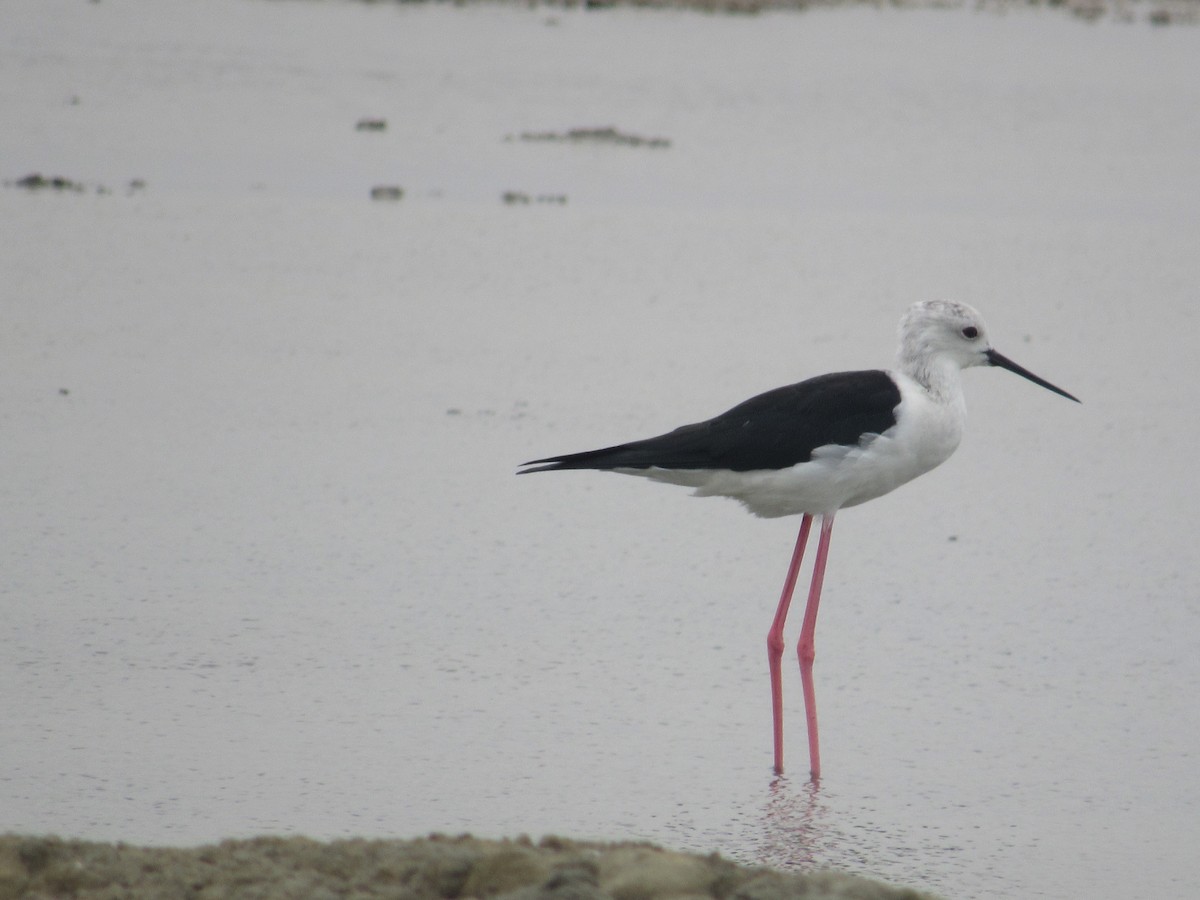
top-left (961, 326), bottom-right (979, 340)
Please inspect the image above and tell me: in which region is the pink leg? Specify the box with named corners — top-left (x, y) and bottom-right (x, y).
top-left (767, 514), bottom-right (813, 775)
top-left (797, 512), bottom-right (835, 780)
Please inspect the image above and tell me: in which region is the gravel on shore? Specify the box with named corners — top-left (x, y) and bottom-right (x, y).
top-left (0, 833), bottom-right (941, 900)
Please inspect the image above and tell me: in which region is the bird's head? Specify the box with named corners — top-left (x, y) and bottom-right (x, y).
top-left (898, 299), bottom-right (1080, 402)
top-left (898, 299), bottom-right (992, 373)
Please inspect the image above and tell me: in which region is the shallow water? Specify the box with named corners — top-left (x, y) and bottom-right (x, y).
top-left (3, 2), bottom-right (1199, 899)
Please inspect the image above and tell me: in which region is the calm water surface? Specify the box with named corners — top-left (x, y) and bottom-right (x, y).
top-left (3, 3), bottom-right (1199, 898)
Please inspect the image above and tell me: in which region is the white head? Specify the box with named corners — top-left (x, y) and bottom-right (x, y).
top-left (898, 300), bottom-right (1079, 402)
top-left (898, 300), bottom-right (991, 375)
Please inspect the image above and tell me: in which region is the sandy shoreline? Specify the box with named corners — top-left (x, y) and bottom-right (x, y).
top-left (0, 834), bottom-right (938, 900)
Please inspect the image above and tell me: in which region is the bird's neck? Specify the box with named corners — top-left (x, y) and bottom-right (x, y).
top-left (901, 354), bottom-right (965, 405)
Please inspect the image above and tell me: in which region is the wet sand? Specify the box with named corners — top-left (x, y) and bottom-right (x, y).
top-left (0, 834), bottom-right (937, 900)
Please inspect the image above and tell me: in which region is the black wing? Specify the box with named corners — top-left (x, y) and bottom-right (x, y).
top-left (519, 369), bottom-right (901, 474)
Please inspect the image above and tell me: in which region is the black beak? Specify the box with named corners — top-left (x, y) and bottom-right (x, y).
top-left (986, 349), bottom-right (1080, 403)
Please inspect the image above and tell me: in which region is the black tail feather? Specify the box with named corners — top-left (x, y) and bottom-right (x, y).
top-left (518, 443), bottom-right (664, 474)
top-left (517, 421), bottom-right (718, 474)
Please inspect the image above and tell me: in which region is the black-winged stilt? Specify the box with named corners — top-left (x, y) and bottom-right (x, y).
top-left (519, 300), bottom-right (1079, 778)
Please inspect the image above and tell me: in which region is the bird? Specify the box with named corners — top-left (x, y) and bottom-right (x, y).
top-left (518, 300), bottom-right (1079, 779)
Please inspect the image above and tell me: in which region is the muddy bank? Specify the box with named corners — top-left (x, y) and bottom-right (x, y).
top-left (0, 833), bottom-right (939, 900)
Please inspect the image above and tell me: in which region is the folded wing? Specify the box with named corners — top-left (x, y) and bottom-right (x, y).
top-left (519, 370), bottom-right (901, 475)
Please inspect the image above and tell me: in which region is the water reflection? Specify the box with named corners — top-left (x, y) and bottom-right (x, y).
top-left (752, 774), bottom-right (962, 897)
top-left (757, 775), bottom-right (828, 870)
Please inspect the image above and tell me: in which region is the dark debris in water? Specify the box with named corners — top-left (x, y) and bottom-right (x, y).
top-left (503, 191), bottom-right (568, 205)
top-left (9, 173), bottom-right (86, 192)
top-left (370, 185), bottom-right (405, 201)
top-left (513, 126), bottom-right (671, 148)
top-left (424, 0), bottom-right (1198, 25)
top-left (6, 173), bottom-right (148, 195)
